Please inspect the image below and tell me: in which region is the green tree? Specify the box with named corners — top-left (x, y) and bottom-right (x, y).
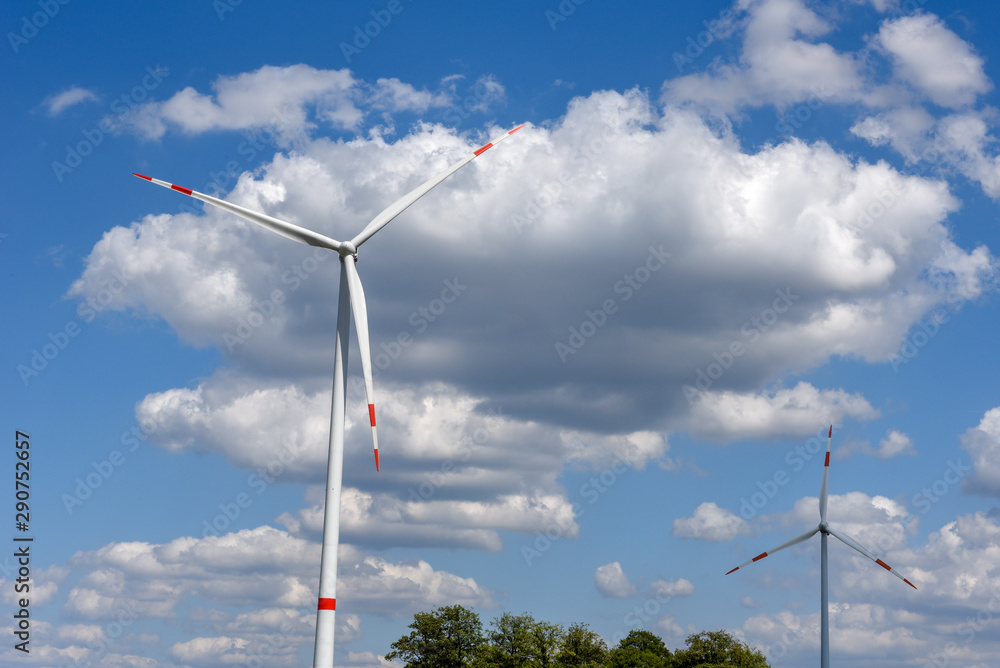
top-left (672, 630), bottom-right (769, 668)
top-left (479, 612), bottom-right (565, 668)
top-left (386, 605), bottom-right (486, 668)
top-left (530, 619), bottom-right (565, 668)
top-left (605, 629), bottom-right (673, 668)
top-left (555, 622), bottom-right (607, 668)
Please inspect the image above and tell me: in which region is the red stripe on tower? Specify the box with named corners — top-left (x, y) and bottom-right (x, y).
top-left (318, 598), bottom-right (336, 610)
top-left (171, 184), bottom-right (193, 196)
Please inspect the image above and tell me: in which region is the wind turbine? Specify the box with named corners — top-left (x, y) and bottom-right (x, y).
top-left (133, 123), bottom-right (524, 667)
top-left (726, 426), bottom-right (916, 667)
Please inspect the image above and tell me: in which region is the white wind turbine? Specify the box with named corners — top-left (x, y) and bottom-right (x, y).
top-left (133, 123), bottom-right (524, 667)
top-left (726, 426), bottom-right (916, 668)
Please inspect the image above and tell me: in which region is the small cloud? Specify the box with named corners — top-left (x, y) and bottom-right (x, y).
top-left (839, 429), bottom-right (916, 459)
top-left (41, 245), bottom-right (69, 268)
top-left (594, 562), bottom-right (636, 598)
top-left (877, 430), bottom-right (916, 458)
top-left (650, 578), bottom-right (695, 598)
top-left (673, 502), bottom-right (750, 541)
top-left (46, 87), bottom-right (99, 116)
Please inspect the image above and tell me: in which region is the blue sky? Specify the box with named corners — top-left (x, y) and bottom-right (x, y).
top-left (5, 0), bottom-right (1000, 666)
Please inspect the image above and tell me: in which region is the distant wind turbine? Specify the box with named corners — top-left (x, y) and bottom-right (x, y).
top-left (134, 123), bottom-right (524, 667)
top-left (726, 426), bottom-right (916, 668)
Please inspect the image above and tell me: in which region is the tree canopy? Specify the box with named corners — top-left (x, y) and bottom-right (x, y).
top-left (387, 606), bottom-right (770, 668)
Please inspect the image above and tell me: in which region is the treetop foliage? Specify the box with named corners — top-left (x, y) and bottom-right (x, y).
top-left (387, 606), bottom-right (769, 668)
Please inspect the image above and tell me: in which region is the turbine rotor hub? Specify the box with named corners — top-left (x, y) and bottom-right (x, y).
top-left (338, 241), bottom-right (358, 259)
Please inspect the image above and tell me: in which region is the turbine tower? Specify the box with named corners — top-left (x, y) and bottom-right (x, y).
top-left (134, 124), bottom-right (524, 667)
top-left (726, 426), bottom-right (916, 667)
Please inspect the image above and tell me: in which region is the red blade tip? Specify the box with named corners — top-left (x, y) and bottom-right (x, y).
top-left (374, 448), bottom-right (380, 472)
top-left (829, 425), bottom-right (833, 438)
top-left (133, 173), bottom-right (151, 180)
top-left (725, 567), bottom-right (739, 575)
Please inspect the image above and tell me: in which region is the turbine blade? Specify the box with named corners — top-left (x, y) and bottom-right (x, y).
top-left (350, 124), bottom-right (525, 248)
top-left (132, 173), bottom-right (341, 250)
top-left (820, 425), bottom-right (832, 522)
top-left (726, 528), bottom-right (819, 575)
top-left (826, 526), bottom-right (917, 589)
top-left (343, 256), bottom-right (379, 471)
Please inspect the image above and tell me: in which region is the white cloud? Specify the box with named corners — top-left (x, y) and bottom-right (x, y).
top-left (876, 429), bottom-right (915, 458)
top-left (371, 77), bottom-right (452, 112)
top-left (962, 406), bottom-right (1000, 496)
top-left (665, 0), bottom-right (865, 112)
top-left (650, 577), bottom-right (695, 598)
top-left (75, 89), bottom-right (989, 446)
top-left (877, 14), bottom-right (991, 108)
top-left (673, 502), bottom-right (750, 542)
top-left (62, 525), bottom-right (491, 623)
top-left (684, 383), bottom-right (879, 442)
top-left (594, 562), bottom-right (636, 598)
top-left (779, 492), bottom-right (913, 552)
top-left (839, 429), bottom-right (916, 459)
top-left (279, 486), bottom-right (578, 552)
top-left (45, 86), bottom-right (98, 115)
